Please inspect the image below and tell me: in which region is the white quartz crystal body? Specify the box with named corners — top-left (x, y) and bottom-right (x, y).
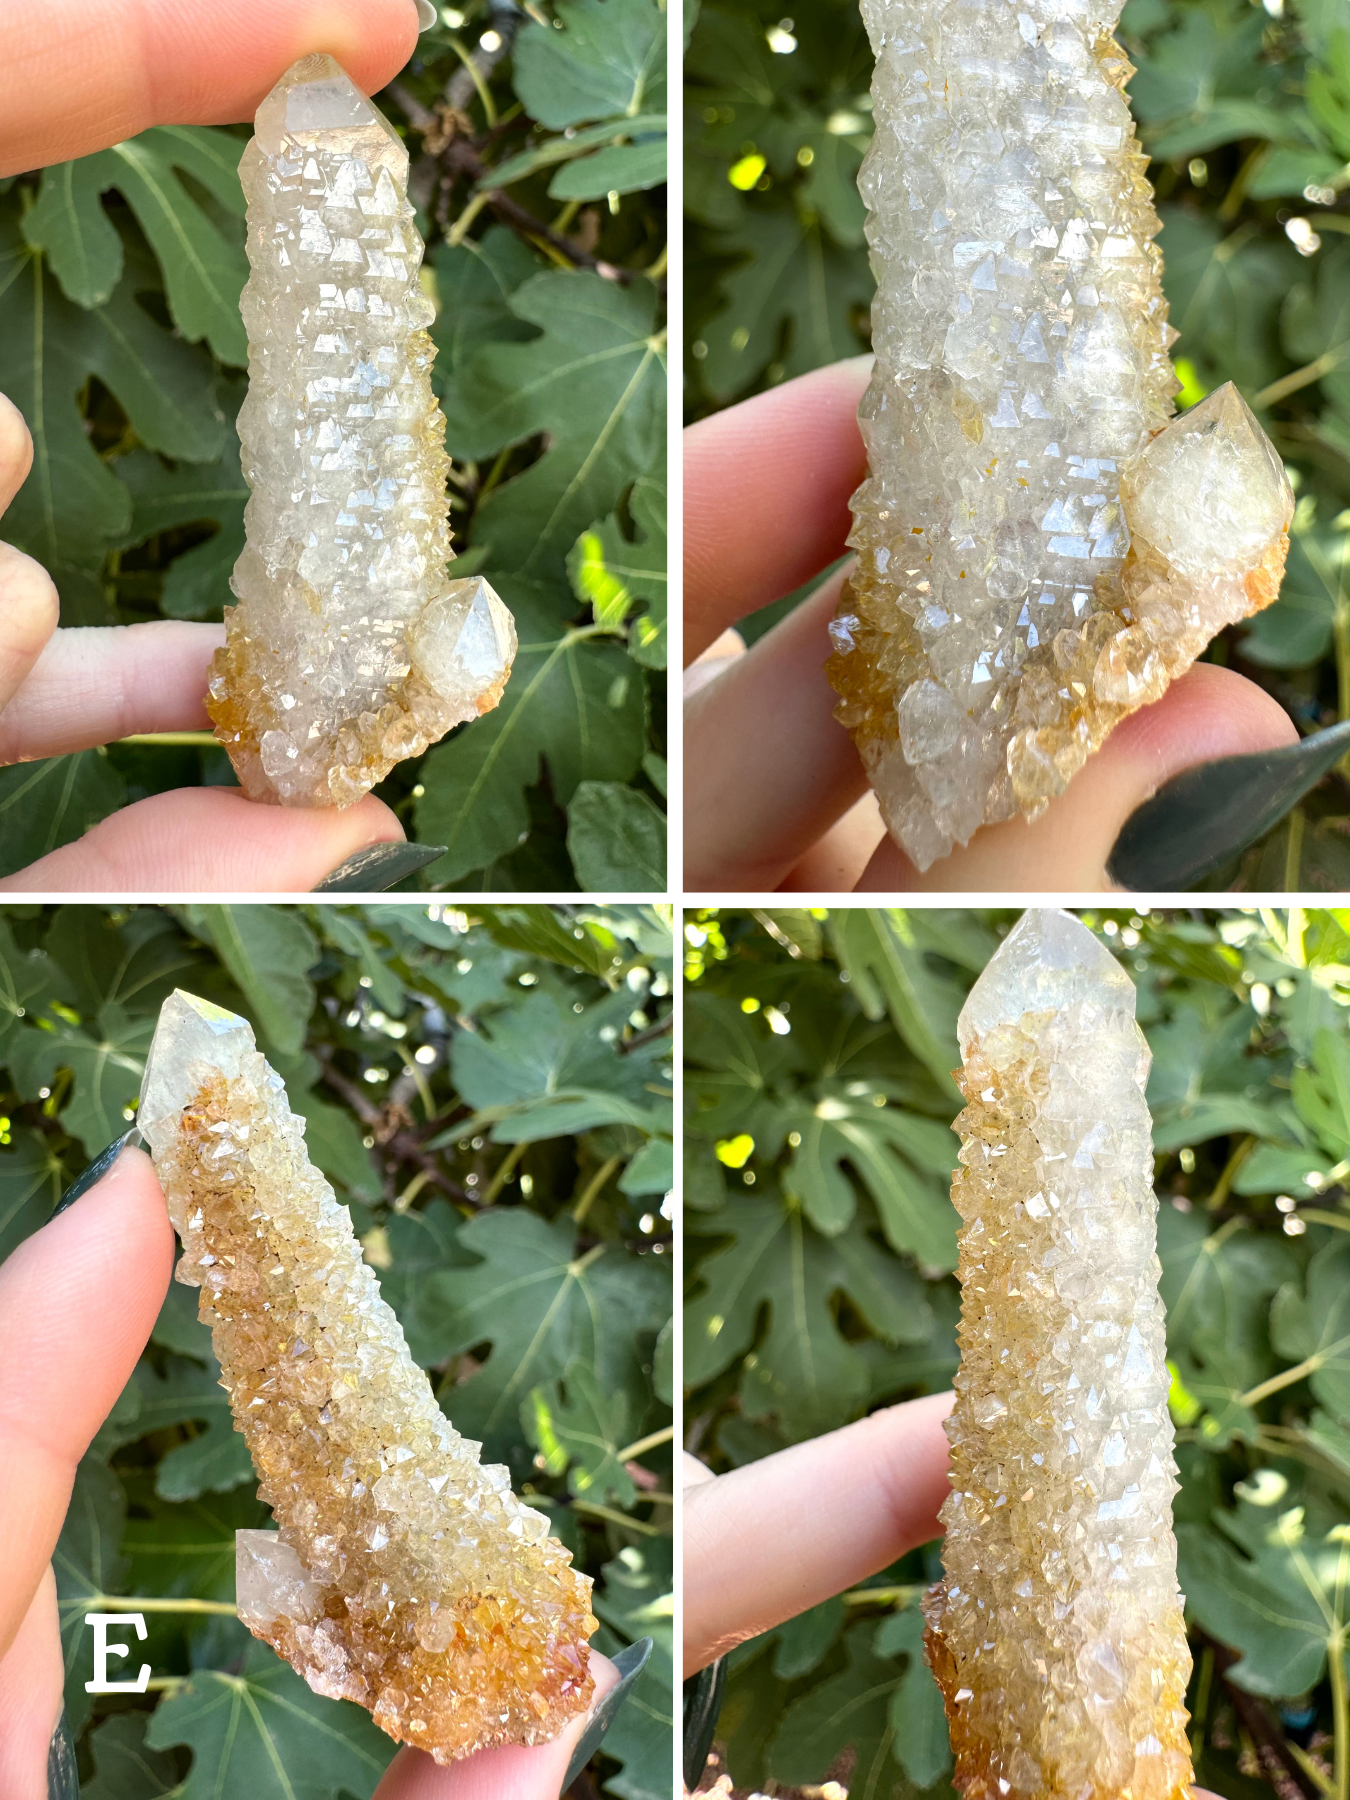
top-left (828, 1), bottom-right (1292, 869)
top-left (924, 910), bottom-right (1192, 1800)
top-left (139, 990), bottom-right (595, 1760)
top-left (209, 54), bottom-right (516, 808)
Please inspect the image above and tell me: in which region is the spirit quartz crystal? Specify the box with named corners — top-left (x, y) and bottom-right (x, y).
top-left (208, 55), bottom-right (516, 807)
top-left (139, 991), bottom-right (595, 1760)
top-left (924, 910), bottom-right (1192, 1800)
top-left (828, 0), bottom-right (1295, 870)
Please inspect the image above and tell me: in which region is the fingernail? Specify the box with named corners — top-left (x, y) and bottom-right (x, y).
top-left (314, 842), bottom-right (446, 892)
top-left (1106, 718), bottom-right (1350, 891)
top-left (416, 0), bottom-right (437, 29)
top-left (562, 1638), bottom-right (653, 1793)
top-left (51, 1128), bottom-right (138, 1219)
top-left (48, 1710), bottom-right (78, 1800)
top-left (682, 1656), bottom-right (728, 1792)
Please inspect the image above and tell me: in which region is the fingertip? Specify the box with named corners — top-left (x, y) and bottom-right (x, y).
top-left (0, 542), bottom-right (61, 715)
top-left (0, 393), bottom-right (34, 509)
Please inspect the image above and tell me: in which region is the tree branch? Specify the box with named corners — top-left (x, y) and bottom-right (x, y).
top-left (316, 1053), bottom-right (474, 1205)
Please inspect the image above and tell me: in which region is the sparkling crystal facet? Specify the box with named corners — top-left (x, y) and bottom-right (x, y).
top-left (923, 911), bottom-right (1192, 1799)
top-left (208, 55), bottom-right (516, 808)
top-left (828, 4), bottom-right (1294, 870)
top-left (140, 991), bottom-right (595, 1761)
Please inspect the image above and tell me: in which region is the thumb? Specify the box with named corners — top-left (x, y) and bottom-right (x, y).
top-left (373, 1651), bottom-right (624, 1800)
top-left (857, 662), bottom-right (1297, 892)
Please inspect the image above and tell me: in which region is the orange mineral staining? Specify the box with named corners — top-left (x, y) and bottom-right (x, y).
top-left (139, 992), bottom-right (594, 1761)
top-left (926, 911), bottom-right (1192, 1800)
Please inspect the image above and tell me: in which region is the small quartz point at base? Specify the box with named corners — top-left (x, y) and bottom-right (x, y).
top-left (209, 53), bottom-right (516, 808)
top-left (925, 911), bottom-right (1193, 1800)
top-left (828, 0), bottom-right (1294, 872)
top-left (139, 990), bottom-right (595, 1761)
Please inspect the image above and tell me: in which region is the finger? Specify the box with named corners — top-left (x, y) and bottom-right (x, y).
top-left (0, 1146), bottom-right (173, 1660)
top-left (3, 0), bottom-right (421, 176)
top-left (0, 394), bottom-right (35, 514)
top-left (857, 663), bottom-right (1299, 892)
top-left (0, 1566), bottom-right (62, 1800)
top-left (778, 791), bottom-right (886, 892)
top-left (0, 786), bottom-right (406, 894)
top-left (684, 358), bottom-right (871, 663)
top-left (0, 622), bottom-right (219, 763)
top-left (682, 1392), bottom-right (953, 1677)
top-left (372, 1653), bottom-right (622, 1800)
top-left (684, 567), bottom-right (867, 891)
top-left (0, 546), bottom-right (60, 724)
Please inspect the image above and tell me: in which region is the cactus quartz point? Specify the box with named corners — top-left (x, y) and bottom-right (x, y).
top-left (208, 54), bottom-right (516, 807)
top-left (139, 991), bottom-right (595, 1760)
top-left (923, 910), bottom-right (1192, 1800)
top-left (827, 1), bottom-right (1295, 870)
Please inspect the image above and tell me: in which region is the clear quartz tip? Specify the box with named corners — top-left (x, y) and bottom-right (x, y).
top-left (138, 990), bottom-right (257, 1151)
top-left (958, 908), bottom-right (1135, 1052)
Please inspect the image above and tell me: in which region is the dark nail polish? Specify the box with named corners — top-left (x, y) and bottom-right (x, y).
top-left (48, 1709), bottom-right (78, 1800)
top-left (314, 842), bottom-right (446, 892)
top-left (682, 1656), bottom-right (728, 1792)
top-left (562, 1637), bottom-right (653, 1793)
top-left (51, 1128), bottom-right (138, 1219)
top-left (1106, 719), bottom-right (1350, 891)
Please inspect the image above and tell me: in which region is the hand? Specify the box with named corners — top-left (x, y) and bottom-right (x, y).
top-left (683, 1398), bottom-right (1223, 1799)
top-left (0, 1145), bottom-right (622, 1800)
top-left (0, 2), bottom-right (427, 891)
top-left (683, 358), bottom-right (1298, 892)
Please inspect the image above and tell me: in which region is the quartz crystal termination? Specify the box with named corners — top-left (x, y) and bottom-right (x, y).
top-left (209, 55), bottom-right (516, 807)
top-left (924, 910), bottom-right (1192, 1800)
top-left (828, 0), bottom-right (1294, 870)
top-left (139, 991), bottom-right (594, 1760)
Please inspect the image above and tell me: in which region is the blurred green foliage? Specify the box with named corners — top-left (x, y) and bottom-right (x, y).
top-left (0, 900), bottom-right (672, 1799)
top-left (685, 906), bottom-right (1350, 1797)
top-left (684, 0), bottom-right (1350, 889)
top-left (0, 0), bottom-right (666, 889)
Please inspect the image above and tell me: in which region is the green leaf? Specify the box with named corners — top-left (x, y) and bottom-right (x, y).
top-left (101, 1353), bottom-right (254, 1500)
top-left (0, 753), bottom-right (126, 877)
top-left (22, 159), bottom-right (124, 307)
top-left (619, 1135), bottom-right (674, 1195)
top-left (873, 1609), bottom-right (953, 1786)
top-left (1178, 1505), bottom-right (1350, 1698)
top-left (511, 0), bottom-right (666, 129)
top-left (696, 206), bottom-right (871, 403)
top-left (44, 902), bottom-right (201, 1018)
top-left (1292, 1024), bottom-right (1350, 1158)
top-left (416, 614), bottom-right (647, 886)
top-left (54, 1456), bottom-right (129, 1737)
top-left (592, 1538), bottom-right (674, 1800)
top-left (1269, 1238), bottom-right (1350, 1420)
top-left (0, 1128), bottom-right (65, 1258)
top-left (550, 136), bottom-right (668, 200)
top-left (567, 780), bottom-right (666, 889)
top-left (0, 908), bottom-right (72, 1051)
top-left (526, 1357), bottom-right (637, 1504)
top-left (123, 1485), bottom-right (269, 1603)
top-left (83, 1712), bottom-right (180, 1800)
top-left (1284, 242), bottom-right (1350, 420)
top-left (380, 1198), bottom-right (474, 1367)
top-left (568, 465), bottom-right (667, 667)
top-left (485, 115), bottom-right (668, 190)
top-left (287, 1085), bottom-right (383, 1202)
top-left (782, 1092), bottom-right (958, 1270)
top-left (826, 909), bottom-right (962, 1097)
top-left (768, 1621), bottom-right (908, 1796)
top-left (115, 424), bottom-right (247, 619)
top-left (427, 1207), bottom-right (668, 1456)
top-left (179, 905), bottom-right (318, 1055)
top-left (146, 1641), bottom-right (395, 1800)
top-left (442, 274), bottom-right (665, 578)
top-left (10, 1002), bottom-right (152, 1153)
top-left (685, 1199), bottom-right (924, 1438)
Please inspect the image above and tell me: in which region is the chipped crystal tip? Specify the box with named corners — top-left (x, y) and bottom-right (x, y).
top-left (208, 55), bottom-right (516, 809)
top-left (926, 911), bottom-right (1193, 1800)
top-left (827, 0), bottom-right (1294, 871)
top-left (142, 988), bottom-right (596, 1761)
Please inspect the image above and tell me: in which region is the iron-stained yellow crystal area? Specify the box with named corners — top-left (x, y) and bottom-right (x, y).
top-left (209, 54), bottom-right (516, 808)
top-left (828, 0), bottom-right (1294, 870)
top-left (139, 991), bottom-right (594, 1760)
top-left (924, 910), bottom-right (1192, 1799)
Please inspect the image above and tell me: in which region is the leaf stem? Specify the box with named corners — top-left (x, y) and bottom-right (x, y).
top-left (616, 1425), bottom-right (674, 1462)
top-left (1286, 810), bottom-right (1306, 893)
top-left (114, 733), bottom-right (219, 746)
top-left (1299, 1209), bottom-right (1350, 1234)
top-left (571, 1498), bottom-right (663, 1535)
top-left (839, 1583), bottom-right (926, 1607)
top-left (445, 35), bottom-right (497, 125)
top-left (482, 1140), bottom-right (527, 1205)
top-left (1239, 1332), bottom-right (1350, 1407)
top-left (1256, 348), bottom-right (1347, 410)
top-left (572, 1153), bottom-right (622, 1225)
top-left (446, 189), bottom-right (491, 247)
top-left (1205, 1135), bottom-right (1255, 1211)
top-left (89, 1594), bottom-right (239, 1615)
top-left (1332, 1635), bottom-right (1348, 1800)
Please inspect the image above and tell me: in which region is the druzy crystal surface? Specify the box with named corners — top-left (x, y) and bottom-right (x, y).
top-left (139, 991), bottom-right (594, 1760)
top-left (209, 55), bottom-right (516, 808)
top-left (828, 0), bottom-right (1294, 870)
top-left (924, 910), bottom-right (1191, 1800)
